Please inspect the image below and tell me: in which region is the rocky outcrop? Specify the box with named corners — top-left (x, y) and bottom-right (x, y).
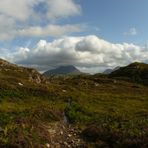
top-left (0, 58), bottom-right (47, 84)
top-left (25, 69), bottom-right (47, 84)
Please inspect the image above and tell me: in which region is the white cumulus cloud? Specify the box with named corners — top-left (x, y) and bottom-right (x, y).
top-left (0, 0), bottom-right (81, 40)
top-left (18, 24), bottom-right (82, 37)
top-left (3, 35), bottom-right (148, 73)
top-left (46, 0), bottom-right (81, 19)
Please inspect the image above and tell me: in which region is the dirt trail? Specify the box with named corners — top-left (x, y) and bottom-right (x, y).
top-left (45, 121), bottom-right (86, 148)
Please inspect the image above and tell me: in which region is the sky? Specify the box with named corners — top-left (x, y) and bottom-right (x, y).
top-left (0, 0), bottom-right (148, 73)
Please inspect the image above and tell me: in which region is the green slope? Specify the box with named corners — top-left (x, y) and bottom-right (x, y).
top-left (0, 59), bottom-right (148, 147)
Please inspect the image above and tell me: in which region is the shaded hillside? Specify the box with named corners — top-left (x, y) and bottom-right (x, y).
top-left (109, 62), bottom-right (148, 85)
top-left (43, 65), bottom-right (83, 76)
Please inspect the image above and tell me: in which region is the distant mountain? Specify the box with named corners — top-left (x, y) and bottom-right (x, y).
top-left (43, 65), bottom-right (83, 76)
top-left (103, 69), bottom-right (113, 74)
top-left (103, 66), bottom-right (120, 74)
top-left (109, 62), bottom-right (148, 85)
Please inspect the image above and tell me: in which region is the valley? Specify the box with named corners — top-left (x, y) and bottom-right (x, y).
top-left (0, 59), bottom-right (148, 147)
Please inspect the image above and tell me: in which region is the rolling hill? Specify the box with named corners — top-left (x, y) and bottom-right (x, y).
top-left (109, 62), bottom-right (148, 85)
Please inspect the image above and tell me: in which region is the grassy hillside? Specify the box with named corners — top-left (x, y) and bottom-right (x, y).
top-left (0, 59), bottom-right (148, 147)
top-left (48, 75), bottom-right (148, 147)
top-left (110, 62), bottom-right (148, 85)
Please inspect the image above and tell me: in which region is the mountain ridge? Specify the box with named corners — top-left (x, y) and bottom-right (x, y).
top-left (103, 66), bottom-right (120, 74)
top-left (43, 65), bottom-right (83, 76)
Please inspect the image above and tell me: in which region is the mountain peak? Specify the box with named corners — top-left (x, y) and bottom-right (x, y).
top-left (43, 65), bottom-right (83, 76)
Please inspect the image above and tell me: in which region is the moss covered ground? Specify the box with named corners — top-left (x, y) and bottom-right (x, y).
top-left (0, 72), bottom-right (148, 147)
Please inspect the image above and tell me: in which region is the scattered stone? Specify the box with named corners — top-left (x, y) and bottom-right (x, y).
top-left (64, 141), bottom-right (68, 145)
top-left (68, 134), bottom-right (72, 137)
top-left (46, 121), bottom-right (85, 147)
top-left (46, 143), bottom-right (50, 147)
top-left (95, 83), bottom-right (99, 86)
top-left (18, 82), bottom-right (23, 86)
top-left (48, 129), bottom-right (56, 134)
top-left (62, 90), bottom-right (67, 93)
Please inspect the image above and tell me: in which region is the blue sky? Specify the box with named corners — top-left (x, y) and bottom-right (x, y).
top-left (75, 0), bottom-right (148, 44)
top-left (0, 0), bottom-right (148, 73)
